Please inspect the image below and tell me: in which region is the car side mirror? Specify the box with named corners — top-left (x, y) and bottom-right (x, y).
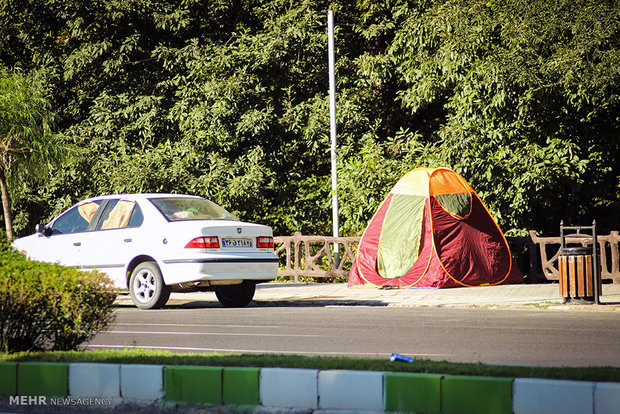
top-left (35, 224), bottom-right (52, 236)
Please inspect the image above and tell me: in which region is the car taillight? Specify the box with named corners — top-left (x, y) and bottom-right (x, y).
top-left (257, 236), bottom-right (274, 249)
top-left (185, 236), bottom-right (220, 249)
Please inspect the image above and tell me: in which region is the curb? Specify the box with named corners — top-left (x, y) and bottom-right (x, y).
top-left (1, 362), bottom-right (619, 413)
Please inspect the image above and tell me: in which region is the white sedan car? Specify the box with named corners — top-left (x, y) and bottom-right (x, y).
top-left (12, 194), bottom-right (279, 309)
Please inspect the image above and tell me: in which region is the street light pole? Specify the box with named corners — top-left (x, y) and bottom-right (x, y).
top-left (327, 10), bottom-right (340, 267)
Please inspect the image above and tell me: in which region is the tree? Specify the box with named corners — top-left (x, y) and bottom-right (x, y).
top-left (0, 0), bottom-right (618, 237)
top-left (339, 0), bottom-right (620, 235)
top-left (0, 67), bottom-right (60, 240)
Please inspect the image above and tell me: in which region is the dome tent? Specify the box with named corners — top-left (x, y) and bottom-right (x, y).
top-left (348, 167), bottom-right (523, 288)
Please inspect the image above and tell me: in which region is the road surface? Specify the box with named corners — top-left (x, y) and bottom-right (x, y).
top-left (87, 303), bottom-right (620, 367)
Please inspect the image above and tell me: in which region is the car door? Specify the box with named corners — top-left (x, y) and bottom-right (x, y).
top-left (79, 199), bottom-right (145, 288)
top-left (27, 200), bottom-right (104, 266)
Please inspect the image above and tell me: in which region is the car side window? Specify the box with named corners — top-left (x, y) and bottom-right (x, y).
top-left (127, 204), bottom-right (144, 227)
top-left (50, 201), bottom-right (103, 235)
top-left (98, 200), bottom-right (143, 230)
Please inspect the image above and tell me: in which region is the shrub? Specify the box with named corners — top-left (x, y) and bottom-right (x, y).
top-left (0, 235), bottom-right (117, 353)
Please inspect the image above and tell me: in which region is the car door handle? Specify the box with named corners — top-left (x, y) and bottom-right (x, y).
top-left (124, 238), bottom-right (132, 243)
top-left (73, 242), bottom-right (81, 247)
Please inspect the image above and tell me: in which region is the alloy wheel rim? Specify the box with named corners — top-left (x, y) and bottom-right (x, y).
top-left (133, 269), bottom-right (156, 303)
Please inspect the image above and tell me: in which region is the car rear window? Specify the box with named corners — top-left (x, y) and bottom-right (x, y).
top-left (149, 197), bottom-right (239, 221)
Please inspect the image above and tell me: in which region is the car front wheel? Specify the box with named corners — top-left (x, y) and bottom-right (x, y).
top-left (129, 261), bottom-right (171, 310)
top-left (215, 281), bottom-right (256, 308)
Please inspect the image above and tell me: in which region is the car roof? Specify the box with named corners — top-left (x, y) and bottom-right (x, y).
top-left (80, 194), bottom-right (204, 203)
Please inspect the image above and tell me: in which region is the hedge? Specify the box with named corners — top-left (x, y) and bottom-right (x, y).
top-left (0, 236), bottom-right (116, 353)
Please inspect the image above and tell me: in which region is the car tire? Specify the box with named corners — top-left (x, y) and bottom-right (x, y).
top-left (129, 261), bottom-right (171, 310)
top-left (215, 281), bottom-right (256, 308)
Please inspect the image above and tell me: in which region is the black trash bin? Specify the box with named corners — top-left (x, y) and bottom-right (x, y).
top-left (558, 246), bottom-right (601, 303)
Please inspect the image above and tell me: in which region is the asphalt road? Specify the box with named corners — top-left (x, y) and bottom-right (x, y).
top-left (87, 303), bottom-right (620, 367)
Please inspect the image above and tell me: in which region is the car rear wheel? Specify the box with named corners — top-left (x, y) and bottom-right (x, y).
top-left (215, 281), bottom-right (256, 308)
top-left (129, 261), bottom-right (171, 309)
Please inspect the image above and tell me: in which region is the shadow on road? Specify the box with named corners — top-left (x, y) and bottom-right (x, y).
top-left (172, 298), bottom-right (388, 308)
top-left (113, 299), bottom-right (388, 309)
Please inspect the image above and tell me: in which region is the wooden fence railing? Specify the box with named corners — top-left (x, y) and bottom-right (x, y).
top-left (274, 233), bottom-right (359, 280)
top-left (274, 231), bottom-right (620, 284)
top-left (528, 230), bottom-right (620, 283)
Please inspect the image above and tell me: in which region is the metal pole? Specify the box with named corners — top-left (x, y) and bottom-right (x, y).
top-left (592, 220), bottom-right (600, 305)
top-left (328, 10), bottom-right (340, 267)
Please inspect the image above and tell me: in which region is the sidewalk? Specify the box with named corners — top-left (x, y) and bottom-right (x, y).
top-left (139, 282), bottom-right (620, 310)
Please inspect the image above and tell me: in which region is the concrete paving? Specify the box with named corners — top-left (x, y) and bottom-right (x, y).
top-left (253, 282), bottom-right (620, 310)
top-left (117, 282), bottom-right (620, 310)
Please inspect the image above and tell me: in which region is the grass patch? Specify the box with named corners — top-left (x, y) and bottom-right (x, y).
top-left (1, 349), bottom-right (618, 382)
top-left (525, 301), bottom-right (562, 309)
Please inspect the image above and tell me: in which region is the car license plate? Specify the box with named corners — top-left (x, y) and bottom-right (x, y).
top-left (221, 238), bottom-right (253, 248)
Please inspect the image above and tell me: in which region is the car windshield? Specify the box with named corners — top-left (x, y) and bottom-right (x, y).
top-left (149, 197), bottom-right (239, 221)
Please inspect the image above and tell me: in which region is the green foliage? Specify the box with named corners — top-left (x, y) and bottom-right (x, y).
top-left (1, 0), bottom-right (618, 237)
top-left (0, 66), bottom-right (63, 239)
top-left (0, 235), bottom-right (116, 353)
top-left (346, 0), bottom-right (619, 235)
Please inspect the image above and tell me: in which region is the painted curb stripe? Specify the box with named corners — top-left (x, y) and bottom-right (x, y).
top-left (0, 361), bottom-right (617, 414)
top-left (318, 370), bottom-right (384, 410)
top-left (69, 363), bottom-right (120, 398)
top-left (165, 365), bottom-right (222, 404)
top-left (513, 378), bottom-right (594, 414)
top-left (441, 375), bottom-right (512, 414)
top-left (0, 362), bottom-right (17, 396)
top-left (385, 372), bottom-right (442, 413)
top-left (223, 367), bottom-right (260, 406)
top-left (17, 362), bottom-right (68, 397)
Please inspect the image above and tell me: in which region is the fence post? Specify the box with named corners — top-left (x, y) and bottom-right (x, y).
top-left (293, 232), bottom-right (302, 282)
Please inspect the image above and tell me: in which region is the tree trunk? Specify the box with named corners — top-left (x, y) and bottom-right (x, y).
top-left (0, 169), bottom-right (13, 241)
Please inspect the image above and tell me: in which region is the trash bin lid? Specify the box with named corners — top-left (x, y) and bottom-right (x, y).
top-left (561, 246), bottom-right (593, 256)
